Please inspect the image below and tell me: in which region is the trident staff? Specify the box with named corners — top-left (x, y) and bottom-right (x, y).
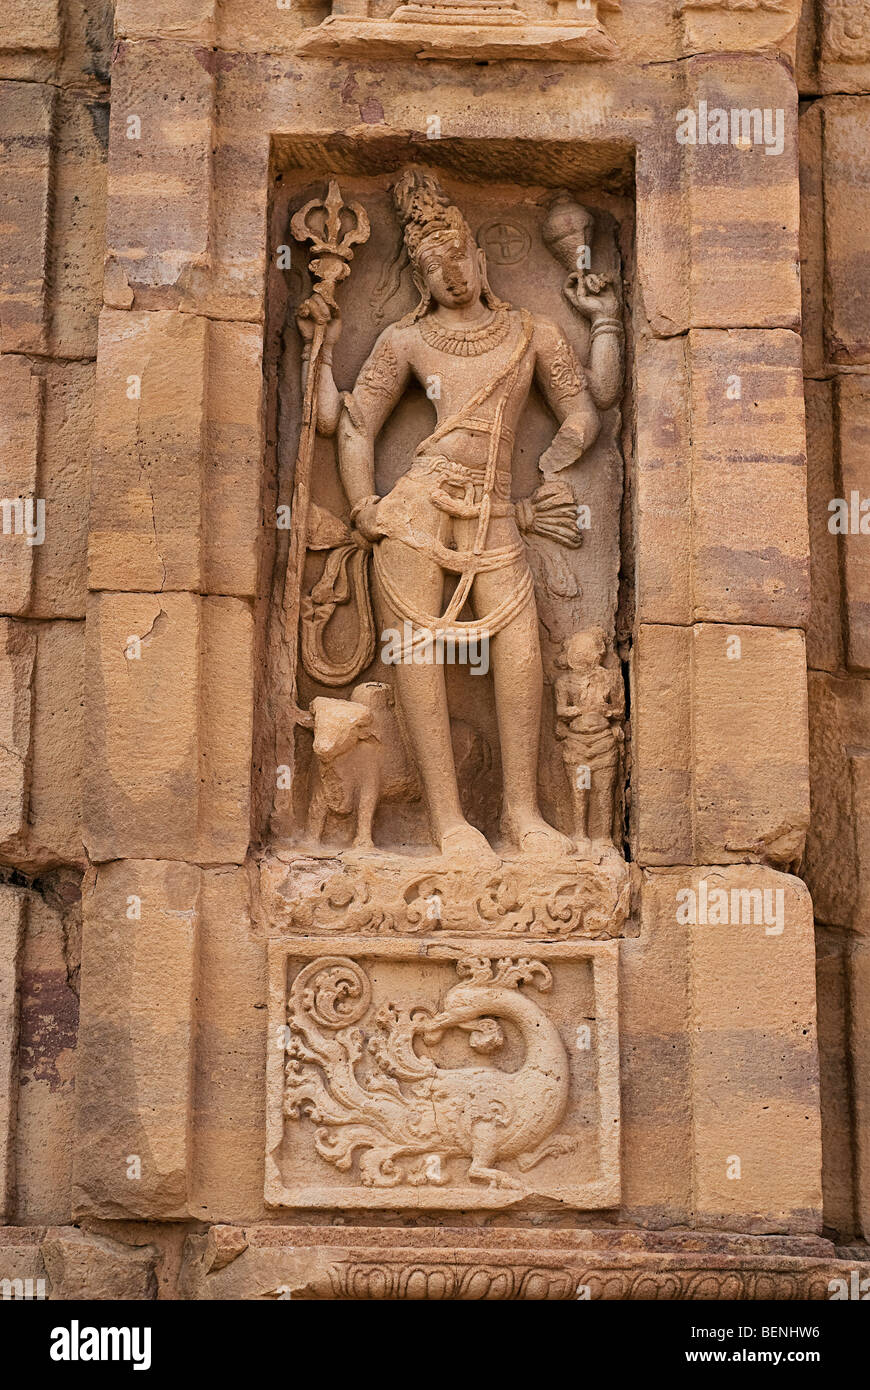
top-left (282, 180), bottom-right (370, 718)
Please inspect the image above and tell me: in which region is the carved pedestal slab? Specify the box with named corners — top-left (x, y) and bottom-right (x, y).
top-left (261, 848), bottom-right (632, 940)
top-left (266, 937), bottom-right (619, 1209)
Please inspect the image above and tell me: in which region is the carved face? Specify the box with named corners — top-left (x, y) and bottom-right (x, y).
top-left (563, 629), bottom-right (606, 671)
top-left (417, 230), bottom-right (483, 309)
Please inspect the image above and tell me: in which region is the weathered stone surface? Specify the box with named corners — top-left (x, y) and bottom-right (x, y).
top-left (851, 937), bottom-right (870, 1242)
top-left (620, 872), bottom-right (692, 1229)
top-left (0, 1227), bottom-right (44, 1294)
top-left (805, 672), bottom-right (866, 930)
top-left (687, 328), bottom-right (808, 625)
top-left (815, 927), bottom-right (855, 1240)
top-left (89, 311), bottom-right (207, 593)
top-left (29, 361), bottom-right (93, 621)
top-left (41, 1228), bottom-right (158, 1300)
top-left (86, 592), bottom-right (252, 862)
top-left (105, 41), bottom-right (214, 304)
top-left (799, 101), bottom-right (824, 375)
top-left (684, 58), bottom-right (801, 331)
top-left (683, 866), bottom-right (820, 1232)
top-left (204, 321), bottom-right (263, 598)
top-left (634, 334), bottom-right (692, 625)
top-left (637, 330), bottom-right (808, 626)
top-left (85, 592), bottom-right (199, 861)
top-left (0, 619), bottom-right (36, 850)
top-left (0, 355), bottom-right (42, 617)
top-left (90, 313), bottom-right (261, 598)
top-left (836, 376), bottom-right (870, 671)
top-left (0, 888), bottom-right (26, 1223)
top-left (199, 597), bottom-right (254, 863)
top-left (819, 2), bottom-right (870, 99)
top-left (73, 859), bottom-right (200, 1220)
top-left (0, 81), bottom-right (53, 353)
top-left (13, 888), bottom-right (79, 1224)
top-left (191, 867), bottom-right (266, 1223)
top-left (639, 868), bottom-right (821, 1234)
top-left (24, 621), bottom-right (85, 869)
top-left (2, 0), bottom-right (61, 55)
top-left (680, 0), bottom-right (802, 61)
top-left (804, 379), bottom-right (842, 674)
top-left (49, 92), bottom-right (108, 359)
top-left (0, 620), bottom-right (83, 871)
top-left (633, 624), bottom-right (810, 867)
top-left (115, 0), bottom-right (216, 42)
top-left (261, 849), bottom-right (631, 941)
top-left (823, 97), bottom-right (870, 365)
top-left (181, 1224), bottom-right (859, 1300)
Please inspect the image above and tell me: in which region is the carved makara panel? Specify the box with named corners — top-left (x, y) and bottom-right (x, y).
top-left (265, 939), bottom-right (620, 1209)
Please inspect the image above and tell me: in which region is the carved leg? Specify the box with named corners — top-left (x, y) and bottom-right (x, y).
top-left (352, 774), bottom-right (379, 849)
top-left (570, 780), bottom-right (592, 856)
top-left (374, 530), bottom-right (494, 859)
top-left (307, 777), bottom-right (328, 843)
top-left (472, 556), bottom-right (573, 857)
top-left (589, 761), bottom-right (617, 848)
top-left (467, 1124), bottom-right (521, 1190)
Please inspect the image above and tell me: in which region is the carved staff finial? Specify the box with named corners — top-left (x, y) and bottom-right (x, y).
top-left (282, 182), bottom-right (371, 726)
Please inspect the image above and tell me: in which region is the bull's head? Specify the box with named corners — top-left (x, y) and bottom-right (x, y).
top-left (310, 696), bottom-right (375, 762)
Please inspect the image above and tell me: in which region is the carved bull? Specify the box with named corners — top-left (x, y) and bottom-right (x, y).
top-left (307, 682), bottom-right (420, 850)
top-left (307, 681), bottom-right (491, 851)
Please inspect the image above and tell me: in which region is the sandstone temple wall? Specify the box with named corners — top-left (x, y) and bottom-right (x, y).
top-left (0, 0), bottom-right (868, 1301)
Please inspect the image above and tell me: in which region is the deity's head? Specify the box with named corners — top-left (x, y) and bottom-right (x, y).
top-left (560, 628), bottom-right (607, 672)
top-left (392, 167), bottom-right (506, 322)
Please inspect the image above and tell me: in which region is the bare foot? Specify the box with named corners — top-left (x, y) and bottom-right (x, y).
top-left (503, 813), bottom-right (574, 857)
top-left (439, 822), bottom-right (498, 862)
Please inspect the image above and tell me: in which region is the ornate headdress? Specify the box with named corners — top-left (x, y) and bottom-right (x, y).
top-left (391, 166), bottom-right (507, 326)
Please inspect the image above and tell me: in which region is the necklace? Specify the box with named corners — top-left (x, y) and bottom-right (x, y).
top-left (419, 306), bottom-right (511, 356)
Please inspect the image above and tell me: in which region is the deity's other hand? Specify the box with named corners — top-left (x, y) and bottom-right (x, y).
top-left (564, 272), bottom-right (620, 322)
top-left (352, 499), bottom-right (385, 544)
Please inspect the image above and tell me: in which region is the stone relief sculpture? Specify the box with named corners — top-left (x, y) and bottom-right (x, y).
top-left (555, 628), bottom-right (625, 854)
top-left (283, 955), bottom-right (572, 1190)
top-left (290, 168), bottom-right (625, 865)
top-left (267, 168), bottom-right (628, 1212)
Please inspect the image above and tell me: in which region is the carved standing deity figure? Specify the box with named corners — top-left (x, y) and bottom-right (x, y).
top-left (297, 168), bottom-right (623, 860)
top-left (555, 628), bottom-right (624, 854)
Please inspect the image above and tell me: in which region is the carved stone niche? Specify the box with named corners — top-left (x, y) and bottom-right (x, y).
top-left (294, 0), bottom-right (622, 62)
top-left (261, 139), bottom-right (632, 1214)
top-left (265, 939), bottom-right (620, 1209)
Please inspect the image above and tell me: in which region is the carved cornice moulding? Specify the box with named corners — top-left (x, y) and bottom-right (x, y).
top-left (295, 0), bottom-right (621, 61)
top-left (182, 1226), bottom-right (870, 1300)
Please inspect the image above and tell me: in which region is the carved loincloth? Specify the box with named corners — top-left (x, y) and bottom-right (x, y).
top-left (372, 310), bottom-right (536, 653)
top-left (558, 724), bottom-right (621, 772)
top-left (301, 309), bottom-right (576, 682)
